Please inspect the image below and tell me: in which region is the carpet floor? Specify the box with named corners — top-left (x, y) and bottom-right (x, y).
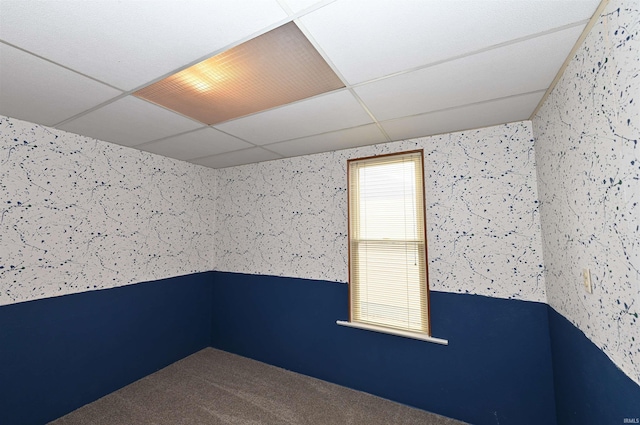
top-left (50, 348), bottom-right (466, 425)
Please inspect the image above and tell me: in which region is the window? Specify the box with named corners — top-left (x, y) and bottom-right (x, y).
top-left (337, 150), bottom-right (445, 344)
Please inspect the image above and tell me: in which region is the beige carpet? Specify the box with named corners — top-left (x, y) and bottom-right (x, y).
top-left (50, 348), bottom-right (466, 425)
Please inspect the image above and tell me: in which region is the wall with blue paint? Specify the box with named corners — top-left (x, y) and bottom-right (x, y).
top-left (547, 307), bottom-right (640, 424)
top-left (1, 105), bottom-right (557, 424)
top-left (0, 115), bottom-right (219, 423)
top-left (210, 272), bottom-right (557, 425)
top-left (0, 272), bottom-right (213, 425)
top-left (0, 116), bottom-right (559, 425)
top-left (2, 2), bottom-right (638, 421)
top-left (532, 0), bottom-right (640, 416)
top-left (212, 118), bottom-right (560, 424)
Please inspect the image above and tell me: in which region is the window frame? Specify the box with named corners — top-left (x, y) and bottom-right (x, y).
top-left (340, 149), bottom-right (442, 342)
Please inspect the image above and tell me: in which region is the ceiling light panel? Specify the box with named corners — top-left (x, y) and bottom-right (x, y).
top-left (134, 22), bottom-right (344, 125)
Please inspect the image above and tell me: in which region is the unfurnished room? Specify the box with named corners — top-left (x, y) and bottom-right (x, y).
top-left (0, 1), bottom-right (638, 424)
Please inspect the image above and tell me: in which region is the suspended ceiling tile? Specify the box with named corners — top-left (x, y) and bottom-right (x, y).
top-left (214, 90), bottom-right (372, 144)
top-left (381, 92), bottom-right (545, 141)
top-left (355, 25), bottom-right (585, 122)
top-left (0, 43), bottom-right (121, 126)
top-left (300, 0), bottom-right (600, 84)
top-left (191, 147), bottom-right (282, 169)
top-left (139, 128), bottom-right (253, 161)
top-left (266, 124), bottom-right (387, 157)
top-left (280, 0), bottom-right (330, 14)
top-left (134, 22), bottom-right (344, 125)
top-left (58, 97), bottom-right (203, 147)
top-left (0, 1), bottom-right (288, 90)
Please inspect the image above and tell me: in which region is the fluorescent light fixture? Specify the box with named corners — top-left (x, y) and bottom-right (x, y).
top-left (134, 22), bottom-right (344, 125)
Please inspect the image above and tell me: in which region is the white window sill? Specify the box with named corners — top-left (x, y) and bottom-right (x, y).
top-left (336, 320), bottom-right (448, 345)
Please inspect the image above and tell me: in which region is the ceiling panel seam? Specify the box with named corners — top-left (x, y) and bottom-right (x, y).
top-left (529, 0), bottom-right (611, 119)
top-left (379, 89), bottom-right (548, 126)
top-left (134, 127), bottom-right (216, 149)
top-left (51, 93), bottom-right (206, 130)
top-left (346, 89), bottom-right (392, 142)
top-left (349, 19), bottom-right (591, 90)
top-left (210, 87), bottom-right (349, 127)
top-left (126, 0), bottom-right (338, 98)
top-left (259, 122), bottom-right (387, 147)
top-left (259, 145), bottom-right (286, 157)
top-left (0, 39), bottom-right (124, 92)
top-left (291, 17), bottom-right (391, 141)
top-left (189, 146), bottom-right (282, 163)
top-left (49, 16), bottom-right (307, 128)
top-left (47, 16), bottom-right (590, 134)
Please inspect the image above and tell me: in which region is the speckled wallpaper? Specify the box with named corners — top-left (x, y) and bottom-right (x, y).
top-left (216, 121), bottom-right (547, 303)
top-left (0, 115), bottom-right (217, 306)
top-left (533, 0), bottom-right (639, 384)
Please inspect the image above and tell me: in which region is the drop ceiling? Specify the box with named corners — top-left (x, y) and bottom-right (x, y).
top-left (0, 0), bottom-right (602, 169)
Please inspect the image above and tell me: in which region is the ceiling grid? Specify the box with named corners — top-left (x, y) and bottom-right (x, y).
top-left (0, 0), bottom-right (604, 168)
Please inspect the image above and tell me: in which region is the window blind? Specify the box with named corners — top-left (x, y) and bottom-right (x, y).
top-left (348, 151), bottom-right (429, 334)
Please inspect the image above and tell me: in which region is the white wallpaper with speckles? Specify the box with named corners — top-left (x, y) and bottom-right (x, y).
top-left (0, 116), bottom-right (217, 306)
top-left (216, 121), bottom-right (547, 303)
top-left (533, 0), bottom-right (639, 385)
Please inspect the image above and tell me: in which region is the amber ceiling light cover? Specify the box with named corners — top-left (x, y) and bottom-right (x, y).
top-left (134, 22), bottom-right (345, 125)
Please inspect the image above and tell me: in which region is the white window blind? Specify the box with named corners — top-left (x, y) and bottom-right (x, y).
top-left (348, 150), bottom-right (430, 334)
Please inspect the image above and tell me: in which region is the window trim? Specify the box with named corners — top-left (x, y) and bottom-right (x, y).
top-left (344, 149), bottom-right (441, 341)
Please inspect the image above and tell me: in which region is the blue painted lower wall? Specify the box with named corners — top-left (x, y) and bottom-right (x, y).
top-left (547, 307), bottom-right (640, 425)
top-left (0, 272), bottom-right (213, 425)
top-left (210, 271), bottom-right (558, 425)
top-left (4, 270), bottom-right (638, 425)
